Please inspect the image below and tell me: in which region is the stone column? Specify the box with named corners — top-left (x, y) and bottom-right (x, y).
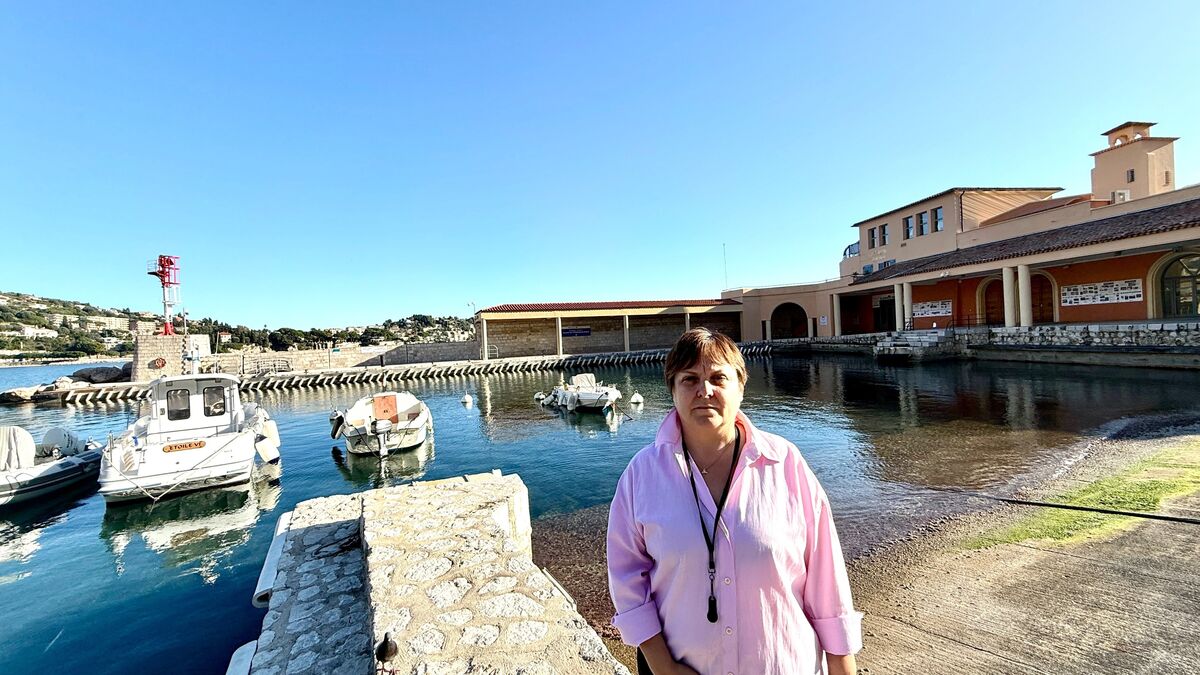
top-left (1002, 267), bottom-right (1016, 328)
top-left (902, 282), bottom-right (913, 330)
top-left (555, 316), bottom-right (563, 356)
top-left (622, 315), bottom-right (630, 352)
top-left (765, 319), bottom-right (772, 342)
top-left (832, 294), bottom-right (842, 337)
top-left (1017, 264), bottom-right (1033, 328)
top-left (893, 283), bottom-right (904, 331)
top-left (480, 319), bottom-right (489, 361)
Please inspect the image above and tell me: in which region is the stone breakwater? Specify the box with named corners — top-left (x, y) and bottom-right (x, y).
top-left (241, 472), bottom-right (629, 675)
top-left (1, 345), bottom-right (774, 407)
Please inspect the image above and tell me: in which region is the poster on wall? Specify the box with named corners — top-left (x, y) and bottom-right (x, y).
top-left (1060, 279), bottom-right (1143, 306)
top-left (912, 300), bottom-right (952, 317)
top-left (819, 315), bottom-right (828, 326)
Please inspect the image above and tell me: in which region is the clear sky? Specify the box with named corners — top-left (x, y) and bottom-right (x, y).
top-left (2, 2), bottom-right (1198, 329)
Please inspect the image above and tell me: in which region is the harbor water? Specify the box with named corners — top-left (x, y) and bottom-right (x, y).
top-left (1, 355), bottom-right (1198, 674)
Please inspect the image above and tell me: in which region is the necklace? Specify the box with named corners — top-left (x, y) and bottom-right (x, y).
top-left (681, 426), bottom-right (742, 623)
top-left (696, 439), bottom-right (735, 475)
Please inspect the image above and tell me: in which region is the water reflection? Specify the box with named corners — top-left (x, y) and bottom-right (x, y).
top-left (331, 437), bottom-right (436, 488)
top-left (99, 465), bottom-right (281, 583)
top-left (0, 480), bottom-right (98, 577)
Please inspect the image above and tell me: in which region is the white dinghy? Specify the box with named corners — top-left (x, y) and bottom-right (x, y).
top-left (542, 373), bottom-right (622, 412)
top-left (98, 374), bottom-right (281, 503)
top-left (329, 391), bottom-right (432, 456)
top-left (0, 426), bottom-right (103, 507)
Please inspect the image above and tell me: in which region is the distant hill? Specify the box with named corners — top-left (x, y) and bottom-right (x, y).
top-left (0, 290), bottom-right (475, 359)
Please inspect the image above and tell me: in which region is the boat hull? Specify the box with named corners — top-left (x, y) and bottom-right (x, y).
top-left (0, 450), bottom-right (102, 507)
top-left (98, 460), bottom-right (254, 503)
top-left (345, 421), bottom-right (430, 455)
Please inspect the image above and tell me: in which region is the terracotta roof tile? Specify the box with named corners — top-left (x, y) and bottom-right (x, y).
top-left (851, 187), bottom-right (1062, 228)
top-left (850, 196), bottom-right (1200, 286)
top-left (1100, 121), bottom-right (1156, 136)
top-left (979, 194), bottom-right (1093, 226)
top-left (481, 299), bottom-right (740, 313)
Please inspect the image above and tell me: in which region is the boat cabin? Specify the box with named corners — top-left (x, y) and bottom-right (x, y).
top-left (146, 375), bottom-right (245, 443)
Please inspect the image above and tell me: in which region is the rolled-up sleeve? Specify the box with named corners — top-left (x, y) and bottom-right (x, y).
top-left (606, 464), bottom-right (662, 646)
top-left (801, 476), bottom-right (863, 655)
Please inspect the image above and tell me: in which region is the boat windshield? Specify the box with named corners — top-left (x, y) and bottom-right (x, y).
top-left (166, 389), bottom-right (191, 421)
top-left (569, 374), bottom-right (597, 388)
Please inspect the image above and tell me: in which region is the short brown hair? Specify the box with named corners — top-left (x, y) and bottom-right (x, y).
top-left (664, 328), bottom-right (748, 392)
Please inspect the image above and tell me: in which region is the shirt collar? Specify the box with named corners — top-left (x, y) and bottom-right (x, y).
top-left (655, 408), bottom-right (782, 465)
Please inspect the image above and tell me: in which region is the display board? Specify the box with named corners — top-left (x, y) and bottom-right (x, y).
top-left (912, 300), bottom-right (952, 317)
top-left (1060, 279), bottom-right (1143, 306)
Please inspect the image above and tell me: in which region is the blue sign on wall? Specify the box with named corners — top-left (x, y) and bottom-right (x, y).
top-left (562, 327), bottom-right (591, 337)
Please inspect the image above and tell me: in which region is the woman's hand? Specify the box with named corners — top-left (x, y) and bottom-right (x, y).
top-left (826, 653), bottom-right (857, 675)
top-left (639, 634), bottom-right (700, 675)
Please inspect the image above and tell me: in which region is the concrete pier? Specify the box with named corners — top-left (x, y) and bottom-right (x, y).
top-left (3, 345), bottom-right (775, 407)
top-left (241, 472), bottom-right (628, 675)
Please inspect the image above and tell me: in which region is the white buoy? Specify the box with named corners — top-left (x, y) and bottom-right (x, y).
top-left (629, 391), bottom-right (644, 405)
top-left (461, 393), bottom-right (473, 406)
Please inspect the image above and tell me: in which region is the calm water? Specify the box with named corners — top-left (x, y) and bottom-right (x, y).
top-left (1, 356), bottom-right (1198, 674)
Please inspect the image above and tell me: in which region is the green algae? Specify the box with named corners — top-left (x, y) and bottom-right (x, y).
top-left (965, 439), bottom-right (1200, 549)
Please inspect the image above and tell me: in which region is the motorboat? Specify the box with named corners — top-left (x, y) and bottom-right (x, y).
top-left (0, 426), bottom-right (103, 507)
top-left (541, 373), bottom-right (622, 412)
top-left (329, 391), bottom-right (432, 456)
top-left (98, 374), bottom-right (281, 503)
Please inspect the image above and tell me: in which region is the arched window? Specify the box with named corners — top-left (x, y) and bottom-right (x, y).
top-left (1161, 255), bottom-right (1200, 318)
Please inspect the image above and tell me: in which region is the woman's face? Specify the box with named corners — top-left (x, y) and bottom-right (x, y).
top-left (671, 358), bottom-right (744, 434)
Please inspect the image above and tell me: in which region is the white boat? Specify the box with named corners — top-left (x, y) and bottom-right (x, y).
top-left (329, 391), bottom-right (432, 456)
top-left (542, 373), bottom-right (622, 412)
top-left (98, 374), bottom-right (281, 503)
top-left (0, 426), bottom-right (103, 507)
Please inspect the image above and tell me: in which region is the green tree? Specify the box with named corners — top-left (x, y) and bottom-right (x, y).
top-left (268, 328), bottom-right (308, 351)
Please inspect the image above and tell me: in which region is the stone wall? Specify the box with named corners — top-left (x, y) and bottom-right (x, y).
top-left (486, 319), bottom-right (558, 358)
top-left (132, 334), bottom-right (187, 381)
top-left (201, 341), bottom-right (480, 375)
top-left (244, 473), bottom-right (627, 675)
top-left (628, 315), bottom-right (687, 350)
top-left (485, 312), bottom-right (744, 357)
top-left (982, 322), bottom-right (1200, 348)
top-left (562, 316), bottom-right (624, 354)
top-left (692, 313), bottom-right (742, 341)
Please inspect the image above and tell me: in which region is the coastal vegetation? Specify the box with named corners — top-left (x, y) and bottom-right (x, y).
top-left (0, 289), bottom-right (475, 360)
top-left (965, 439), bottom-right (1200, 548)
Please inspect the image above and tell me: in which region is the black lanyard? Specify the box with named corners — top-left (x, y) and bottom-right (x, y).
top-left (681, 426), bottom-right (742, 624)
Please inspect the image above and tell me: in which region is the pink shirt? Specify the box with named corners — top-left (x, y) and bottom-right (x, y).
top-left (607, 409), bottom-right (862, 675)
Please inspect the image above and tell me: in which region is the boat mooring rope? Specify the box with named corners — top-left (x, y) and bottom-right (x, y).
top-left (921, 484), bottom-right (1200, 526)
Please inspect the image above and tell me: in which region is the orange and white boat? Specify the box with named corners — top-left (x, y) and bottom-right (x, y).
top-left (329, 391), bottom-right (432, 456)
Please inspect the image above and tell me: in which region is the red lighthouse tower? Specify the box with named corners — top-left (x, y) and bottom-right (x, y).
top-left (147, 255), bottom-right (180, 335)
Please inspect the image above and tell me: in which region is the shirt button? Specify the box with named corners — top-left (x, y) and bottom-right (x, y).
top-left (725, 627), bottom-right (733, 635)
top-left (723, 577), bottom-right (731, 585)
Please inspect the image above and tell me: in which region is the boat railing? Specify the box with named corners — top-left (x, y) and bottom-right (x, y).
top-left (248, 359), bottom-right (292, 375)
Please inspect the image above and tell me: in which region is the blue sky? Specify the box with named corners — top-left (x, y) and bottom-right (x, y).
top-left (2, 2), bottom-right (1197, 329)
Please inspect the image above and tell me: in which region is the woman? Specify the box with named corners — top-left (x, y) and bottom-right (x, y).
top-left (607, 328), bottom-right (861, 675)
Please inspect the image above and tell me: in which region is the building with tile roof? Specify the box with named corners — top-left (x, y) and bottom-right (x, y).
top-left (476, 121), bottom-right (1197, 356)
top-left (723, 120), bottom-right (1198, 338)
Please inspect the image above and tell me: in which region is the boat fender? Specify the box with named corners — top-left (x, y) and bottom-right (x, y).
top-left (329, 412), bottom-right (345, 439)
top-left (255, 437), bottom-right (281, 464)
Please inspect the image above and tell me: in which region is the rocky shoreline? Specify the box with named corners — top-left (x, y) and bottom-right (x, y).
top-left (0, 362), bottom-right (133, 403)
top-left (529, 412), bottom-right (1200, 673)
